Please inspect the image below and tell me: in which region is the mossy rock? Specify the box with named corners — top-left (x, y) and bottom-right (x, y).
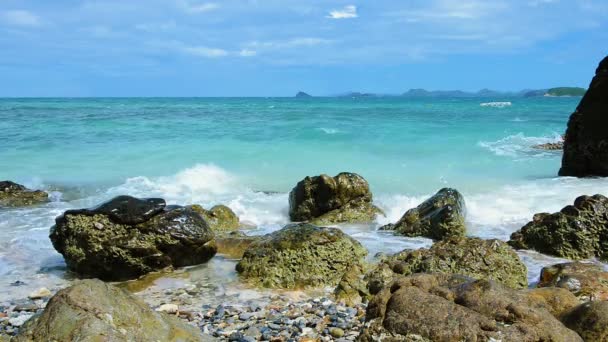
top-left (334, 264), bottom-right (371, 306)
top-left (189, 204), bottom-right (239, 231)
top-left (12, 279), bottom-right (205, 342)
top-left (562, 301), bottom-right (608, 342)
top-left (236, 223), bottom-right (367, 288)
top-left (380, 188), bottom-right (466, 240)
top-left (366, 237), bottom-right (528, 293)
top-left (509, 194), bottom-right (608, 260)
top-left (539, 261), bottom-right (608, 301)
top-left (0, 181), bottom-right (49, 207)
top-left (50, 195), bottom-right (217, 281)
top-left (288, 172), bottom-right (383, 224)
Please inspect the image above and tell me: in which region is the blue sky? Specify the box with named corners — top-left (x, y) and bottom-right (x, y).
top-left (1, 0), bottom-right (607, 96)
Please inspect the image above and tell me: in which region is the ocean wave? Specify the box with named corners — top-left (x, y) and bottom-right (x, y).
top-left (511, 117), bottom-right (527, 122)
top-left (478, 132), bottom-right (563, 158)
top-left (480, 101), bottom-right (512, 108)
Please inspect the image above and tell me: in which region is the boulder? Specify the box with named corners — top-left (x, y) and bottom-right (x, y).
top-left (50, 195), bottom-right (217, 281)
top-left (334, 265), bottom-right (371, 306)
top-left (508, 194), bottom-right (608, 260)
top-left (0, 181), bottom-right (48, 207)
top-left (288, 173), bottom-right (383, 225)
top-left (366, 237), bottom-right (528, 294)
top-left (539, 262), bottom-right (608, 301)
top-left (360, 274), bottom-right (582, 342)
top-left (235, 223), bottom-right (367, 288)
top-left (559, 56), bottom-right (608, 177)
top-left (215, 231), bottom-right (261, 258)
top-left (380, 188), bottom-right (466, 240)
top-left (562, 301), bottom-right (608, 342)
top-left (189, 204), bottom-right (240, 231)
top-left (12, 279), bottom-right (204, 342)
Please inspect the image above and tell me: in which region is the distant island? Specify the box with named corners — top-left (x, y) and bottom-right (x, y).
top-left (295, 87), bottom-right (587, 98)
top-left (295, 91), bottom-right (312, 98)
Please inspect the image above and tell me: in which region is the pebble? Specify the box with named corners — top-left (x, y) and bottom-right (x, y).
top-left (156, 304), bottom-right (179, 314)
top-left (8, 314), bottom-right (33, 327)
top-left (28, 287), bottom-right (51, 299)
top-left (330, 327), bottom-right (345, 338)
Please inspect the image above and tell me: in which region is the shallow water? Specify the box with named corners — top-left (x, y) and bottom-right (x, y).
top-left (1, 96), bottom-right (605, 302)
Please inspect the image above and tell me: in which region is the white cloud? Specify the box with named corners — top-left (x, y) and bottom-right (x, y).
top-left (327, 5), bottom-right (358, 19)
top-left (247, 37), bottom-right (333, 49)
top-left (135, 21), bottom-right (177, 32)
top-left (177, 1), bottom-right (219, 14)
top-left (1, 10), bottom-right (41, 27)
top-left (182, 45), bottom-right (228, 57)
top-left (239, 49), bottom-right (257, 57)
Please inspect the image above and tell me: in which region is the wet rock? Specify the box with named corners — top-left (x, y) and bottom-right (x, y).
top-left (366, 237), bottom-right (528, 293)
top-left (288, 173), bottom-right (383, 225)
top-left (534, 141), bottom-right (564, 150)
top-left (0, 181), bottom-right (48, 207)
top-left (379, 188), bottom-right (466, 240)
top-left (360, 274), bottom-right (582, 341)
top-left (215, 231), bottom-right (261, 258)
top-left (508, 194), bottom-right (608, 260)
top-left (236, 223), bottom-right (367, 288)
top-left (189, 204), bottom-right (240, 231)
top-left (523, 287), bottom-right (580, 318)
top-left (562, 301), bottom-right (608, 342)
top-left (12, 279), bottom-right (204, 341)
top-left (50, 195), bottom-right (217, 281)
top-left (560, 56), bottom-right (608, 177)
top-left (27, 288), bottom-right (51, 299)
top-left (539, 261), bottom-right (608, 301)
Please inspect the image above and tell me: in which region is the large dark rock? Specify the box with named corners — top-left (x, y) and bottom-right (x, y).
top-left (562, 301), bottom-right (608, 342)
top-left (288, 172), bottom-right (383, 225)
top-left (360, 274), bottom-right (582, 342)
top-left (50, 195), bottom-right (217, 281)
top-left (0, 181), bottom-right (49, 207)
top-left (366, 237), bottom-right (528, 294)
top-left (13, 279), bottom-right (204, 342)
top-left (235, 223), bottom-right (367, 288)
top-left (380, 188), bottom-right (466, 240)
top-left (539, 262), bottom-right (608, 301)
top-left (508, 194), bottom-right (608, 260)
top-left (559, 56), bottom-right (608, 177)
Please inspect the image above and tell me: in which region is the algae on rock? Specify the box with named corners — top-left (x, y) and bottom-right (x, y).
top-left (0, 181), bottom-right (49, 207)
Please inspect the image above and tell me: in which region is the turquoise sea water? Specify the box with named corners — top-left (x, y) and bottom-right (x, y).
top-left (2, 96), bottom-right (607, 299)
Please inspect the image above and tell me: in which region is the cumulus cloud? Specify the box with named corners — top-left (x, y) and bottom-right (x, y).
top-left (1, 10), bottom-right (41, 27)
top-left (327, 5), bottom-right (358, 19)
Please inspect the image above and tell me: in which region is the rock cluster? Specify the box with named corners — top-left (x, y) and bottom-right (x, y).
top-left (380, 188), bottom-right (466, 240)
top-left (50, 195), bottom-right (217, 281)
top-left (560, 56), bottom-right (608, 177)
top-left (0, 181), bottom-right (48, 207)
top-left (509, 194), bottom-right (608, 260)
top-left (288, 173), bottom-right (383, 225)
top-left (236, 223), bottom-right (367, 288)
top-left (190, 204), bottom-right (240, 231)
top-left (539, 262), bottom-right (608, 301)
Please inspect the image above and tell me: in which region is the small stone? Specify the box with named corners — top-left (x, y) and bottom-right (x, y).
top-left (13, 304), bottom-right (38, 312)
top-left (9, 314), bottom-right (33, 327)
top-left (93, 222), bottom-right (104, 229)
top-left (156, 304), bottom-right (178, 314)
top-left (329, 327), bottom-right (345, 338)
top-left (28, 287), bottom-right (51, 299)
top-left (239, 312), bottom-right (255, 321)
top-left (268, 323), bottom-right (282, 330)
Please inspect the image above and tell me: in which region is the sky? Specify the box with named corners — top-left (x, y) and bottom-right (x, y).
top-left (0, 0), bottom-right (607, 96)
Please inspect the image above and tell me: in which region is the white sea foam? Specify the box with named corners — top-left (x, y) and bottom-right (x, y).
top-left (511, 117), bottom-right (527, 122)
top-left (478, 132), bottom-right (563, 158)
top-left (480, 101), bottom-right (512, 108)
top-left (318, 127), bottom-right (340, 134)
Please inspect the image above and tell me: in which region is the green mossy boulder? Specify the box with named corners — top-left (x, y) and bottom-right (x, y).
top-left (189, 204), bottom-right (240, 231)
top-left (366, 237), bottom-right (528, 294)
top-left (288, 172), bottom-right (383, 225)
top-left (236, 223), bottom-right (367, 288)
top-left (380, 188), bottom-right (466, 240)
top-left (0, 181), bottom-right (49, 207)
top-left (12, 279), bottom-right (205, 342)
top-left (334, 265), bottom-right (371, 306)
top-left (360, 274), bottom-right (582, 342)
top-left (508, 194), bottom-right (608, 260)
top-left (50, 195), bottom-right (217, 281)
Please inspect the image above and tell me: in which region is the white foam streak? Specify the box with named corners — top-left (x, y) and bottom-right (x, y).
top-left (480, 101), bottom-right (512, 108)
top-left (479, 132), bottom-right (563, 158)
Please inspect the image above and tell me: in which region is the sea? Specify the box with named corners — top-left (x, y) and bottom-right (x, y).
top-left (1, 96), bottom-right (606, 301)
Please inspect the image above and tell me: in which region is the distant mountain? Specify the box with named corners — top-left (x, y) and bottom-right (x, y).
top-left (295, 91), bottom-right (312, 98)
top-left (545, 87), bottom-right (586, 97)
